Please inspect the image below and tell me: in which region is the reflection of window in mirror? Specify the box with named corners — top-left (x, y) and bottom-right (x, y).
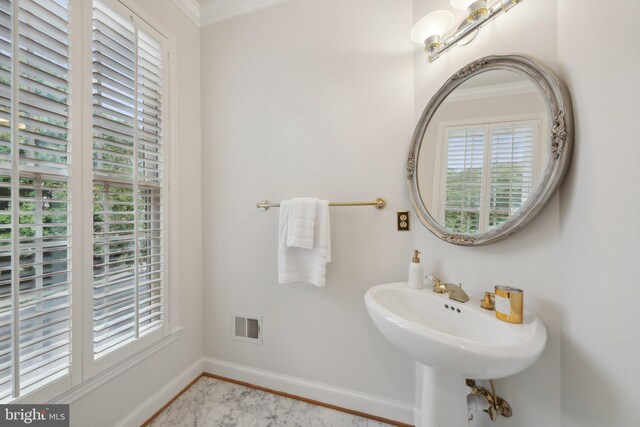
top-left (432, 115), bottom-right (544, 233)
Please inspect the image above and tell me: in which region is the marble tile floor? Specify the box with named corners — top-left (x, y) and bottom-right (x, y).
top-left (148, 376), bottom-right (395, 427)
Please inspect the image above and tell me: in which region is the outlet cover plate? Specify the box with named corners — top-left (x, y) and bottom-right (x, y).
top-left (397, 211), bottom-right (410, 231)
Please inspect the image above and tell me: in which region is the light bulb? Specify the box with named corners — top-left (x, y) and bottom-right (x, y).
top-left (410, 10), bottom-right (455, 45)
top-left (450, 0), bottom-right (477, 12)
top-left (466, 0), bottom-right (489, 23)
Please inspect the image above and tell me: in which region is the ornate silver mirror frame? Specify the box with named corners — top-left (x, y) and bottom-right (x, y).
top-left (407, 54), bottom-right (573, 246)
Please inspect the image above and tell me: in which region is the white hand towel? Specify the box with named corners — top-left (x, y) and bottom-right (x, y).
top-left (286, 198), bottom-right (317, 249)
top-left (278, 199), bottom-right (331, 287)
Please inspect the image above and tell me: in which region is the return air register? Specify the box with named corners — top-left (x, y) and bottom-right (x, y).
top-left (232, 313), bottom-right (262, 343)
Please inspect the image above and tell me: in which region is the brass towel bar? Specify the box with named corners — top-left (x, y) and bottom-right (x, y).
top-left (256, 198), bottom-right (386, 211)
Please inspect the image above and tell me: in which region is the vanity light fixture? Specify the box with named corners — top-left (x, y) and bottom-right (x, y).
top-left (410, 11), bottom-right (454, 57)
top-left (412, 0), bottom-right (520, 61)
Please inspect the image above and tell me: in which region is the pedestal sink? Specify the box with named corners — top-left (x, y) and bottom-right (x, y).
top-left (365, 282), bottom-right (546, 427)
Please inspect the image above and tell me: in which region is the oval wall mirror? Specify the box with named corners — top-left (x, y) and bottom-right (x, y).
top-left (407, 55), bottom-right (573, 246)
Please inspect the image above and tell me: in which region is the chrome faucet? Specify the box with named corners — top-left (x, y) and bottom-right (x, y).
top-left (429, 276), bottom-right (470, 303)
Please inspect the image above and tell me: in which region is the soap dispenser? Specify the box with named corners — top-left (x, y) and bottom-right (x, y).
top-left (408, 250), bottom-right (424, 289)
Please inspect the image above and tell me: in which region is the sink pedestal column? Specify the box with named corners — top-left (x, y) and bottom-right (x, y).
top-left (415, 363), bottom-right (468, 427)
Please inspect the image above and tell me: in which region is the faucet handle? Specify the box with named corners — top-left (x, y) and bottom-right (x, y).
top-left (480, 291), bottom-right (495, 310)
top-left (429, 276), bottom-right (447, 294)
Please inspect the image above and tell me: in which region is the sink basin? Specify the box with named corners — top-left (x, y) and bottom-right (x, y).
top-left (365, 282), bottom-right (547, 379)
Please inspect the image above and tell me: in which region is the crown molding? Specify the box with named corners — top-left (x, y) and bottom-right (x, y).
top-left (201, 0), bottom-right (294, 26)
top-left (171, 0), bottom-right (201, 26)
top-left (443, 81), bottom-right (538, 103)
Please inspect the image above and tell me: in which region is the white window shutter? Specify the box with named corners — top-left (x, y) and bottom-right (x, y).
top-left (0, 0), bottom-right (71, 401)
top-left (443, 126), bottom-right (485, 233)
top-left (91, 0), bottom-right (164, 360)
top-left (441, 120), bottom-right (539, 234)
top-left (488, 122), bottom-right (536, 229)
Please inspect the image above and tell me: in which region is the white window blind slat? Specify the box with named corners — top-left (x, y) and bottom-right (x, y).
top-left (93, 64), bottom-right (133, 91)
top-left (93, 53), bottom-right (134, 85)
top-left (25, 0), bottom-right (67, 21)
top-left (93, 5), bottom-right (132, 39)
top-left (19, 49), bottom-right (67, 80)
top-left (93, 118), bottom-right (134, 140)
top-left (93, 56), bottom-right (133, 85)
top-left (19, 2), bottom-right (68, 34)
top-left (0, 4), bottom-right (10, 24)
top-left (18, 27), bottom-right (68, 62)
top-left (93, 26), bottom-right (133, 56)
top-left (19, 62), bottom-right (67, 90)
top-left (20, 73), bottom-right (68, 101)
top-left (95, 104), bottom-right (134, 126)
top-left (94, 92), bottom-right (134, 115)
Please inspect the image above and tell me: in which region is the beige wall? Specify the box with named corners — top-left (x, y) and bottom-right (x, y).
top-left (69, 1), bottom-right (203, 426)
top-left (200, 0), bottom-right (416, 407)
top-left (67, 0), bottom-right (640, 425)
top-left (413, 1), bottom-right (561, 426)
top-left (414, 1), bottom-right (640, 427)
top-left (557, 1), bottom-right (640, 426)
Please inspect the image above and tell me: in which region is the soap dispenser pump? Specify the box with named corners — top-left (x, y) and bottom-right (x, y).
top-left (408, 250), bottom-right (424, 289)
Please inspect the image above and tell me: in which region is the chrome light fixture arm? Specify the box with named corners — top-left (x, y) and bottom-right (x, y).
top-left (420, 0), bottom-right (520, 61)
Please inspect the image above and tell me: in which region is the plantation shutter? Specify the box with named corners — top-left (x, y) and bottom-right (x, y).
top-left (488, 121), bottom-right (536, 229)
top-left (443, 126), bottom-right (485, 233)
top-left (91, 0), bottom-right (164, 359)
top-left (0, 0), bottom-right (71, 401)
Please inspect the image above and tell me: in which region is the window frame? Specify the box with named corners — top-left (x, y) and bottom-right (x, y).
top-left (3, 0), bottom-right (179, 403)
top-left (80, 0), bottom-right (176, 381)
top-left (432, 113), bottom-right (546, 233)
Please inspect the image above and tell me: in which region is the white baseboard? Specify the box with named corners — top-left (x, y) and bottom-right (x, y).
top-left (114, 356), bottom-right (415, 426)
top-left (114, 358), bottom-right (204, 427)
top-left (202, 356), bottom-right (415, 425)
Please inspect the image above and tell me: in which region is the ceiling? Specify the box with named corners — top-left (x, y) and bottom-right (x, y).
top-left (174, 0), bottom-right (295, 26)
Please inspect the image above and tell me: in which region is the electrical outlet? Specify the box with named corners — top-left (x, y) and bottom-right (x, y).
top-left (397, 211), bottom-right (410, 231)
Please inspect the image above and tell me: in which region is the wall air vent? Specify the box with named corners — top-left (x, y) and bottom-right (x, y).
top-left (232, 313), bottom-right (262, 344)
